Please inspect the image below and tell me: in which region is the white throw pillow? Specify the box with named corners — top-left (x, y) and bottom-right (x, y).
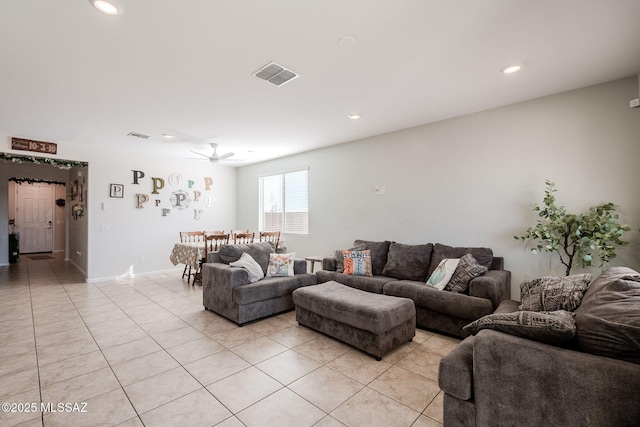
top-left (266, 252), bottom-right (296, 277)
top-left (426, 258), bottom-right (460, 290)
top-left (229, 252), bottom-right (264, 283)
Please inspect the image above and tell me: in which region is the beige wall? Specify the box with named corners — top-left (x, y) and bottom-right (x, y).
top-left (237, 76), bottom-right (640, 299)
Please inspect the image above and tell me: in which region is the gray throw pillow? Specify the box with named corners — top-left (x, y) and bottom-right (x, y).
top-left (334, 243), bottom-right (366, 273)
top-left (519, 273), bottom-right (592, 312)
top-left (219, 241), bottom-right (275, 275)
top-left (381, 242), bottom-right (433, 281)
top-left (445, 253), bottom-right (488, 293)
top-left (574, 275), bottom-right (640, 364)
top-left (464, 310), bottom-right (577, 344)
top-left (353, 240), bottom-right (391, 276)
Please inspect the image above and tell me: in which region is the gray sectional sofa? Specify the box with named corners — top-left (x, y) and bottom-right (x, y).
top-left (316, 240), bottom-right (511, 338)
top-left (202, 241), bottom-right (317, 325)
top-left (438, 266), bottom-right (640, 426)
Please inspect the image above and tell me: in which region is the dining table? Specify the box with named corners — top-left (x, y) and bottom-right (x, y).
top-left (169, 241), bottom-right (206, 275)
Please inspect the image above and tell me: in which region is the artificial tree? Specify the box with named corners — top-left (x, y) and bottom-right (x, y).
top-left (515, 180), bottom-right (630, 276)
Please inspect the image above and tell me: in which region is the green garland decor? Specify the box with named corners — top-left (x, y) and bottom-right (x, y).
top-left (0, 152), bottom-right (87, 169)
top-left (9, 177), bottom-right (66, 186)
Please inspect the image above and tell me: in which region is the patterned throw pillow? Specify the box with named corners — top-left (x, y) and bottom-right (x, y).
top-left (445, 253), bottom-right (488, 293)
top-left (463, 310), bottom-right (577, 344)
top-left (334, 243), bottom-right (366, 273)
top-left (519, 273), bottom-right (592, 312)
top-left (426, 258), bottom-right (460, 290)
top-left (266, 252), bottom-right (296, 277)
top-left (343, 250), bottom-right (373, 277)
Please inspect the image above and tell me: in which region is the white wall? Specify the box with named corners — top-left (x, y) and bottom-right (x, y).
top-left (237, 77), bottom-right (640, 299)
top-left (1, 140), bottom-right (237, 281)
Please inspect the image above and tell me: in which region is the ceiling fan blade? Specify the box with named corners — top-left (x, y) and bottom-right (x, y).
top-left (191, 151), bottom-right (212, 159)
top-left (219, 152), bottom-right (235, 160)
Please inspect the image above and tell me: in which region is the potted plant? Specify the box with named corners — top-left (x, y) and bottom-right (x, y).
top-left (515, 180), bottom-right (631, 276)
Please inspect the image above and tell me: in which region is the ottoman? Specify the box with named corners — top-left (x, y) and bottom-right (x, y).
top-left (292, 281), bottom-right (416, 360)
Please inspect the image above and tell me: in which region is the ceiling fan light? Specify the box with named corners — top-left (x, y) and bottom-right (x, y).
top-left (90, 0), bottom-right (122, 16)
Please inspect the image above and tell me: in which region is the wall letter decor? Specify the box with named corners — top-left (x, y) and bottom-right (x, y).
top-left (194, 208), bottom-right (203, 220)
top-left (193, 190), bottom-right (201, 201)
top-left (168, 173), bottom-right (182, 186)
top-left (132, 170), bottom-right (145, 184)
top-left (188, 180), bottom-right (194, 189)
top-left (204, 177), bottom-right (213, 190)
top-left (151, 177), bottom-right (165, 194)
top-left (162, 208), bottom-right (171, 216)
top-left (135, 194), bottom-right (149, 208)
top-left (155, 200), bottom-right (161, 207)
top-left (204, 196), bottom-right (216, 207)
top-left (170, 190), bottom-right (191, 210)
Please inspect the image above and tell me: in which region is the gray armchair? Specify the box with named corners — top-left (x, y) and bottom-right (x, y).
top-left (202, 241), bottom-right (317, 325)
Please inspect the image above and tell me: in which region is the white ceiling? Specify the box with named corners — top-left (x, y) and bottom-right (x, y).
top-left (1, 0), bottom-right (639, 166)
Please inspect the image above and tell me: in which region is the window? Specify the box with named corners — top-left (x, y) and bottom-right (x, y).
top-left (259, 168), bottom-right (308, 234)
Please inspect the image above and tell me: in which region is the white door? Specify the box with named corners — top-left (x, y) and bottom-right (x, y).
top-left (16, 184), bottom-right (54, 253)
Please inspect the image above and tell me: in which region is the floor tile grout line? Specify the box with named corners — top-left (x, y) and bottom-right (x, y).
top-left (26, 258), bottom-right (45, 426)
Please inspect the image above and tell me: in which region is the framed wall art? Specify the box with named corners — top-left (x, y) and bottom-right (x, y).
top-left (110, 184), bottom-right (124, 198)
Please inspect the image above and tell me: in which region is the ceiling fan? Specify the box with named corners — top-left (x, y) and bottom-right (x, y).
top-left (191, 143), bottom-right (235, 162)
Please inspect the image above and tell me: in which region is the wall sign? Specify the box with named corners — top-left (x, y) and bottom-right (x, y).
top-left (110, 184), bottom-right (124, 198)
top-left (11, 137), bottom-right (58, 155)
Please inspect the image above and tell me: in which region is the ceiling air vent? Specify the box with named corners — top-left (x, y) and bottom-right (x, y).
top-left (253, 62), bottom-right (299, 87)
top-left (127, 132), bottom-right (150, 139)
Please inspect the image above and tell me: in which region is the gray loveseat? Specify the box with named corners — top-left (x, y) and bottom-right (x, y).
top-left (202, 241), bottom-right (317, 325)
top-left (316, 240), bottom-right (511, 338)
top-left (438, 266), bottom-right (640, 426)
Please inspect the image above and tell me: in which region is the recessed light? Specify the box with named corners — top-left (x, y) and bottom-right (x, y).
top-left (162, 133), bottom-right (175, 139)
top-left (89, 0), bottom-right (122, 16)
top-left (502, 64), bottom-right (522, 74)
top-left (347, 114), bottom-right (361, 120)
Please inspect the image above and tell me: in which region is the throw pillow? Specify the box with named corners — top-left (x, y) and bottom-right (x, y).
top-left (381, 242), bottom-right (433, 281)
top-left (574, 274), bottom-right (640, 364)
top-left (343, 250), bottom-right (373, 277)
top-left (519, 273), bottom-right (592, 312)
top-left (353, 240), bottom-right (391, 276)
top-left (334, 243), bottom-right (366, 273)
top-left (426, 258), bottom-right (460, 290)
top-left (463, 310), bottom-right (577, 344)
top-left (266, 252), bottom-right (296, 277)
top-left (229, 252), bottom-right (264, 283)
top-left (445, 253), bottom-right (488, 293)
top-left (427, 243), bottom-right (493, 278)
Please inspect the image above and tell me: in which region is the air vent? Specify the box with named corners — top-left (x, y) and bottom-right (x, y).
top-left (253, 62), bottom-right (299, 87)
top-left (127, 132), bottom-right (150, 139)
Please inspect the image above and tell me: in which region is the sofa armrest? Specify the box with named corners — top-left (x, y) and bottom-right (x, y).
top-left (322, 257), bottom-right (337, 271)
top-left (438, 335), bottom-right (475, 400)
top-left (473, 329), bottom-right (640, 426)
top-left (294, 259), bottom-right (307, 274)
top-left (468, 269), bottom-right (511, 309)
top-left (202, 262), bottom-right (249, 301)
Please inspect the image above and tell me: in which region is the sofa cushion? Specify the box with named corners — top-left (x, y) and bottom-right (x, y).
top-left (316, 270), bottom-right (396, 294)
top-left (266, 252), bottom-right (296, 277)
top-left (381, 242), bottom-right (433, 281)
top-left (445, 253), bottom-right (488, 293)
top-left (519, 273), bottom-right (592, 312)
top-left (219, 241), bottom-right (275, 274)
top-left (334, 243), bottom-right (366, 273)
top-left (427, 244), bottom-right (493, 277)
top-left (384, 280), bottom-right (494, 321)
top-left (427, 258), bottom-right (460, 290)
top-left (343, 250), bottom-right (373, 276)
top-left (229, 253), bottom-right (264, 283)
top-left (463, 310), bottom-right (577, 344)
top-left (353, 240), bottom-right (391, 276)
top-left (574, 272), bottom-right (640, 364)
top-left (233, 274), bottom-right (316, 305)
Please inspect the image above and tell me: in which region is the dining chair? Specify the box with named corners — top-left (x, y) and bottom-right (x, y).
top-left (259, 231), bottom-right (281, 251)
top-left (205, 230), bottom-right (225, 236)
top-left (179, 231), bottom-right (205, 281)
top-left (194, 233), bottom-right (230, 286)
top-left (230, 229), bottom-right (249, 241)
top-left (234, 232), bottom-right (255, 245)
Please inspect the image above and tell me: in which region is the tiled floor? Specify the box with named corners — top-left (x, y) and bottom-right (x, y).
top-left (0, 253), bottom-right (459, 427)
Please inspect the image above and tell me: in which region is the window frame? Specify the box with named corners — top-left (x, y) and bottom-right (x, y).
top-left (258, 167), bottom-right (309, 235)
